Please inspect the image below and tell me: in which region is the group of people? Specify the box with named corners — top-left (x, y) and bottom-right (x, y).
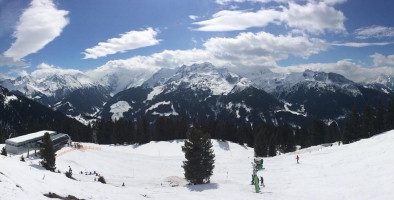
top-left (79, 170), bottom-right (100, 177)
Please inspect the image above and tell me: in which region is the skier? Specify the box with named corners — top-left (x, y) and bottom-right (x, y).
top-left (296, 155), bottom-right (299, 164)
top-left (251, 174), bottom-right (254, 185)
top-left (260, 176), bottom-right (265, 187)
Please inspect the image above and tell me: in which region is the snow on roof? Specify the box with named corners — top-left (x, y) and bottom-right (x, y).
top-left (6, 130), bottom-right (57, 145)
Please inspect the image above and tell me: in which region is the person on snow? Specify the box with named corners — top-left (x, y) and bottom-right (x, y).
top-left (260, 176), bottom-right (265, 187)
top-left (296, 155), bottom-right (299, 164)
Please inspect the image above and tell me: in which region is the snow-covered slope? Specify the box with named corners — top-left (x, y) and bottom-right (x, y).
top-left (157, 62), bottom-right (251, 95)
top-left (365, 74), bottom-right (394, 90)
top-left (100, 63), bottom-right (286, 124)
top-left (1, 130), bottom-right (394, 199)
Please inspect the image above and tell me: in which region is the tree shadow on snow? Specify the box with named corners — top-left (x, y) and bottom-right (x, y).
top-left (218, 141), bottom-right (230, 151)
top-left (186, 183), bottom-right (219, 192)
top-left (29, 163), bottom-right (46, 171)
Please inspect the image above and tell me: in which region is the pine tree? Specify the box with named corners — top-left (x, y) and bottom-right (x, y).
top-left (135, 120), bottom-right (144, 144)
top-left (351, 103), bottom-right (360, 141)
top-left (284, 125), bottom-right (296, 153)
top-left (182, 127), bottom-right (215, 185)
top-left (299, 125), bottom-right (312, 148)
top-left (268, 134), bottom-right (277, 157)
top-left (244, 125), bottom-right (254, 148)
top-left (142, 118), bottom-right (150, 144)
top-left (327, 122), bottom-right (340, 143)
top-left (361, 102), bottom-right (374, 138)
top-left (311, 119), bottom-right (326, 145)
top-left (342, 119), bottom-right (351, 144)
top-left (375, 100), bottom-right (384, 133)
top-left (154, 117), bottom-right (166, 141)
top-left (385, 99), bottom-right (394, 131)
top-left (254, 126), bottom-right (268, 157)
top-left (40, 132), bottom-right (56, 171)
top-left (1, 146), bottom-right (7, 156)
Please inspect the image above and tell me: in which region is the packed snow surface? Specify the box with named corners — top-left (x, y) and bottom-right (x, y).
top-left (6, 130), bottom-right (56, 144)
top-left (1, 130), bottom-right (394, 199)
top-left (109, 101), bottom-right (131, 121)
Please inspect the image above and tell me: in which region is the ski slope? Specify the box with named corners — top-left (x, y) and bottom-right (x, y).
top-left (1, 130), bottom-right (394, 199)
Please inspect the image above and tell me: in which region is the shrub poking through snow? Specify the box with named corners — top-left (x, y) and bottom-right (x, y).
top-left (1, 147), bottom-right (7, 156)
top-left (98, 176), bottom-right (106, 184)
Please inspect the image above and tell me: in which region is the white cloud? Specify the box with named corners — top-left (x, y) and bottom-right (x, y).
top-left (194, 1), bottom-right (346, 34)
top-left (215, 0), bottom-right (289, 5)
top-left (282, 2), bottom-right (346, 34)
top-left (370, 53), bottom-right (394, 67)
top-left (90, 31), bottom-right (328, 75)
top-left (355, 26), bottom-right (394, 39)
top-left (3, 0), bottom-right (69, 61)
top-left (0, 73), bottom-right (10, 80)
top-left (0, 55), bottom-right (28, 67)
top-left (331, 42), bottom-right (394, 47)
top-left (203, 31), bottom-right (328, 68)
top-left (215, 0), bottom-right (346, 5)
top-left (272, 59), bottom-right (394, 82)
top-left (31, 62), bottom-right (84, 79)
top-left (188, 15), bottom-right (199, 20)
top-left (193, 9), bottom-right (281, 31)
top-left (82, 28), bottom-right (160, 59)
top-left (5, 68), bottom-right (28, 78)
top-left (321, 0), bottom-right (347, 5)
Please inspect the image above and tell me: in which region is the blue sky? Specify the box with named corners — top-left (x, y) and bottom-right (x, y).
top-left (0, 0), bottom-right (393, 80)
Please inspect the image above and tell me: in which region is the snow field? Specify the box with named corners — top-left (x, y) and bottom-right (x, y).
top-left (1, 130), bottom-right (394, 199)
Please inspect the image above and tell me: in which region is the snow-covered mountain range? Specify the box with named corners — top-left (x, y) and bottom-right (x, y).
top-left (0, 62), bottom-right (393, 126)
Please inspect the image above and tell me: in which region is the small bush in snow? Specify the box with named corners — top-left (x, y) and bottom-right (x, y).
top-left (1, 147), bottom-right (7, 156)
top-left (98, 176), bottom-right (106, 184)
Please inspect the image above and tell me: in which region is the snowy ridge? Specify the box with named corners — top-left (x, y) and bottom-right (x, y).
top-left (1, 62), bottom-right (393, 125)
top-left (161, 63), bottom-right (249, 95)
top-left (1, 130), bottom-right (394, 199)
top-left (365, 74), bottom-right (394, 90)
top-left (1, 72), bottom-right (94, 99)
top-left (241, 69), bottom-right (361, 97)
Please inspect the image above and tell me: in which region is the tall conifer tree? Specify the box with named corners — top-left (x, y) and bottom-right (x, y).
top-left (182, 127), bottom-right (215, 185)
top-left (361, 102), bottom-right (374, 138)
top-left (40, 132), bottom-right (56, 171)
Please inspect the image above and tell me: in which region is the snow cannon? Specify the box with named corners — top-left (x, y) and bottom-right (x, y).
top-left (253, 175), bottom-right (260, 193)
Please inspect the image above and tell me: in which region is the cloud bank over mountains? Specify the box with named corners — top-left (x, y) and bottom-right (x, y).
top-left (0, 0), bottom-right (393, 86)
top-left (3, 0), bottom-right (69, 61)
